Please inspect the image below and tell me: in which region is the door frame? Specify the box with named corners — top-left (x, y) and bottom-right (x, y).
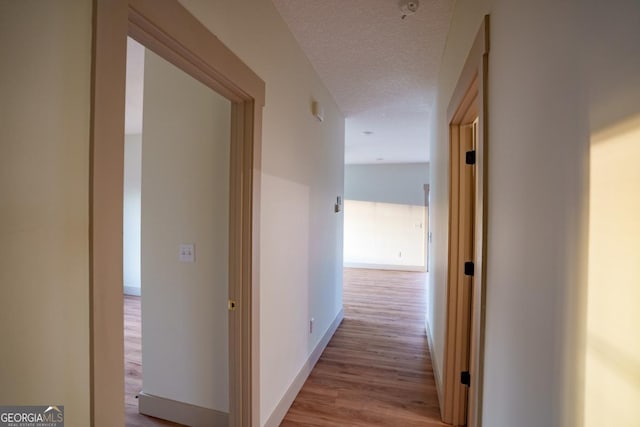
top-left (90, 1), bottom-right (265, 426)
top-left (441, 15), bottom-right (489, 427)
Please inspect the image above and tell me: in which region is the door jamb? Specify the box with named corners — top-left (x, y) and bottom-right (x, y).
top-left (441, 15), bottom-right (489, 427)
top-left (90, 1), bottom-right (265, 426)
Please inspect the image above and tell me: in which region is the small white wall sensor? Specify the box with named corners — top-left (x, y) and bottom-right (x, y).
top-left (312, 101), bottom-right (324, 122)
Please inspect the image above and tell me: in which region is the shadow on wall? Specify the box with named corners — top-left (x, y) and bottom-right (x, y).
top-left (585, 114), bottom-right (640, 427)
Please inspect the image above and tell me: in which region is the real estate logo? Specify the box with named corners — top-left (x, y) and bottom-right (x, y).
top-left (0, 405), bottom-right (64, 427)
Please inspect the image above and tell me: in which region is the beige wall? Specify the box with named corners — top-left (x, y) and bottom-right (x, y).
top-left (141, 49), bottom-right (231, 412)
top-left (582, 4), bottom-right (640, 425)
top-left (343, 200), bottom-right (426, 269)
top-left (0, 1), bottom-right (92, 426)
top-left (428, 0), bottom-right (640, 426)
top-left (586, 117), bottom-right (640, 426)
top-left (176, 1), bottom-right (346, 424)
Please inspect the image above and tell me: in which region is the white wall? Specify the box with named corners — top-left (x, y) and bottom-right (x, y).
top-left (176, 2), bottom-right (345, 424)
top-left (344, 163), bottom-right (429, 206)
top-left (0, 1), bottom-right (343, 425)
top-left (343, 200), bottom-right (426, 269)
top-left (5, 1), bottom-right (638, 426)
top-left (141, 50), bottom-right (231, 412)
top-left (0, 2), bottom-right (92, 426)
top-left (427, 1), bottom-right (640, 426)
top-left (123, 134), bottom-right (142, 296)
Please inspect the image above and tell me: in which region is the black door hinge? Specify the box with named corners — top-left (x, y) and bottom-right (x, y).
top-left (465, 150), bottom-right (476, 165)
top-left (461, 371), bottom-right (471, 387)
top-left (464, 261), bottom-right (474, 277)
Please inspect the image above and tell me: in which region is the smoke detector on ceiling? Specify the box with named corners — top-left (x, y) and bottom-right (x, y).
top-left (399, 0), bottom-right (420, 19)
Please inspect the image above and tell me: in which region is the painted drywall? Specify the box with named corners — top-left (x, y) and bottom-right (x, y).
top-left (176, 1), bottom-right (346, 424)
top-left (343, 200), bottom-right (426, 269)
top-left (344, 163), bottom-right (429, 206)
top-left (427, 1), bottom-right (640, 426)
top-left (581, 3), bottom-right (640, 424)
top-left (0, 2), bottom-right (92, 426)
top-left (585, 117), bottom-right (640, 426)
top-left (141, 49), bottom-right (231, 412)
top-left (123, 134), bottom-right (142, 296)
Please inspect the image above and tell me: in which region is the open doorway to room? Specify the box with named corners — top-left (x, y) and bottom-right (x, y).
top-left (122, 35), bottom-right (233, 426)
top-left (122, 36), bottom-right (151, 426)
top-left (90, 2), bottom-right (264, 426)
top-left (343, 163), bottom-right (430, 272)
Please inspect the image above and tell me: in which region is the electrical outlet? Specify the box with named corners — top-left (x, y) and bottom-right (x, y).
top-left (179, 244), bottom-right (195, 262)
top-left (309, 318), bottom-right (314, 334)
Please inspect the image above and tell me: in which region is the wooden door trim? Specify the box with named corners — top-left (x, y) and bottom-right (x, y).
top-left (442, 15), bottom-right (489, 427)
top-left (90, 1), bottom-right (265, 426)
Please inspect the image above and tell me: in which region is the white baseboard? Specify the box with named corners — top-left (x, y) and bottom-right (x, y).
top-left (344, 262), bottom-right (426, 272)
top-left (264, 308), bottom-right (344, 427)
top-left (425, 321), bottom-right (443, 414)
top-left (138, 392), bottom-right (228, 427)
top-left (123, 284), bottom-right (141, 296)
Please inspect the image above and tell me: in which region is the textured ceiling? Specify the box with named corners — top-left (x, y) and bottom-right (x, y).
top-left (272, 0), bottom-right (454, 164)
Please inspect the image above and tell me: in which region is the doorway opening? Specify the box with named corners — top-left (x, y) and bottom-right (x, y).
top-left (342, 163), bottom-right (430, 272)
top-left (441, 15), bottom-right (489, 427)
top-left (90, 2), bottom-right (265, 426)
top-left (122, 35), bottom-right (234, 426)
top-left (122, 37), bottom-right (148, 425)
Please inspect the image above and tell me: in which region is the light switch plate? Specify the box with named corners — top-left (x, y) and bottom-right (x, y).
top-left (179, 244), bottom-right (195, 262)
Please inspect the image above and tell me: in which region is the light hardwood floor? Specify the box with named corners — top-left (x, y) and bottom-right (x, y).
top-left (124, 295), bottom-right (185, 427)
top-left (125, 268), bottom-right (443, 426)
top-left (281, 268), bottom-right (446, 427)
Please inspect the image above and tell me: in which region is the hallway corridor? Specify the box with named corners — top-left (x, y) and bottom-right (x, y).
top-left (282, 268), bottom-right (445, 426)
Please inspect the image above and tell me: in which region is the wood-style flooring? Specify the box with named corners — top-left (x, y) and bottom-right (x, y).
top-left (125, 268), bottom-right (443, 426)
top-left (124, 295), bottom-right (184, 427)
top-left (281, 268), bottom-right (446, 427)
